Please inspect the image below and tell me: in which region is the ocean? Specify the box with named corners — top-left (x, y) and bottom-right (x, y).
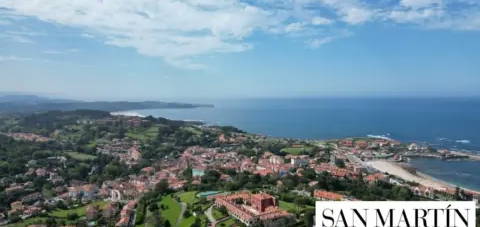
top-left (409, 158), bottom-right (480, 191)
top-left (120, 97), bottom-right (480, 190)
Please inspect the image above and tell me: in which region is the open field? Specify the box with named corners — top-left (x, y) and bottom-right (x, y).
top-left (178, 216), bottom-right (196, 227)
top-left (139, 193), bottom-right (202, 227)
top-left (279, 200), bottom-right (314, 213)
top-left (177, 191), bottom-right (197, 205)
top-left (279, 200), bottom-right (298, 212)
top-left (65, 151), bottom-right (97, 161)
top-left (159, 195), bottom-right (181, 225)
top-left (182, 127), bottom-right (202, 135)
top-left (127, 125), bottom-right (159, 142)
top-left (51, 201), bottom-right (108, 218)
top-left (281, 146), bottom-right (313, 155)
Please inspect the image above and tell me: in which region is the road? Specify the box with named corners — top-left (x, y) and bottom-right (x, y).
top-left (205, 206), bottom-right (230, 227)
top-left (176, 202), bottom-right (187, 226)
top-left (205, 206), bottom-right (216, 223)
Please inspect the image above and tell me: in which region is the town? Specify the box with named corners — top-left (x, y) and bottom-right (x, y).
top-left (0, 110), bottom-right (478, 227)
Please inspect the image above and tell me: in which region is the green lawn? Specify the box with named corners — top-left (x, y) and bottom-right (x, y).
top-left (145, 126), bottom-right (160, 137)
top-left (7, 201), bottom-right (108, 227)
top-left (182, 127), bottom-right (202, 135)
top-left (279, 201), bottom-right (298, 213)
top-left (163, 191), bottom-right (198, 227)
top-left (7, 217), bottom-right (48, 227)
top-left (127, 125), bottom-right (159, 142)
top-left (86, 140), bottom-right (97, 149)
top-left (212, 208), bottom-right (227, 220)
top-left (281, 146), bottom-right (313, 155)
top-left (159, 195), bottom-right (181, 225)
top-left (279, 200), bottom-right (314, 213)
top-left (138, 195), bottom-right (182, 227)
top-left (177, 191), bottom-right (197, 205)
top-left (51, 201), bottom-right (108, 218)
top-left (217, 217), bottom-right (240, 227)
top-left (178, 216), bottom-right (196, 227)
top-left (66, 151), bottom-right (97, 161)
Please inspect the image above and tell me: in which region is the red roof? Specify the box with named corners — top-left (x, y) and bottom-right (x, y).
top-left (314, 190), bottom-right (344, 200)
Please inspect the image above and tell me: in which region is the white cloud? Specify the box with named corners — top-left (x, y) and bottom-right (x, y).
top-left (312, 17), bottom-right (334, 25)
top-left (0, 30), bottom-right (45, 44)
top-left (0, 0), bottom-right (479, 68)
top-left (400, 0), bottom-right (442, 9)
top-left (428, 10), bottom-right (480, 30)
top-left (81, 33), bottom-right (95, 39)
top-left (308, 36), bottom-right (336, 48)
top-left (285, 22), bottom-right (306, 32)
top-left (386, 1), bottom-right (480, 30)
top-left (0, 33), bottom-right (34, 44)
top-left (43, 50), bottom-right (62, 55)
top-left (0, 20), bottom-right (10, 25)
top-left (43, 49), bottom-right (80, 55)
top-left (0, 55), bottom-right (32, 62)
top-left (319, 0), bottom-right (375, 24)
top-left (342, 7), bottom-right (375, 24)
top-left (0, 0), bottom-right (281, 68)
top-left (389, 7), bottom-right (443, 23)
top-left (307, 31), bottom-right (352, 48)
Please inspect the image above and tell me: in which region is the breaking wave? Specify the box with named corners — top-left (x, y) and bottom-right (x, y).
top-left (456, 140), bottom-right (471, 144)
top-left (367, 134), bottom-right (393, 141)
top-left (111, 111), bottom-right (145, 117)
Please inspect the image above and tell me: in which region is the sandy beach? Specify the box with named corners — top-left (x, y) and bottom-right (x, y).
top-left (366, 160), bottom-right (454, 190)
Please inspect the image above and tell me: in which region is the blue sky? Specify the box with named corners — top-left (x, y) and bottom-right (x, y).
top-left (0, 0), bottom-right (479, 101)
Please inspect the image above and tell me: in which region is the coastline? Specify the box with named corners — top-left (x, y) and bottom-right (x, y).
top-left (112, 108), bottom-right (480, 194)
top-left (367, 160), bottom-right (480, 194)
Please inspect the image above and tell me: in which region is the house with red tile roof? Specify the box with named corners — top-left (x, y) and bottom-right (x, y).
top-left (365, 173), bottom-right (388, 183)
top-left (313, 190), bottom-right (344, 201)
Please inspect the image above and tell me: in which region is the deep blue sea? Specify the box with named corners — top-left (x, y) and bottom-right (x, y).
top-left (123, 98), bottom-right (480, 190)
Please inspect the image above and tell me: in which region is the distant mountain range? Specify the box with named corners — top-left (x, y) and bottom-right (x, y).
top-left (0, 95), bottom-right (213, 113)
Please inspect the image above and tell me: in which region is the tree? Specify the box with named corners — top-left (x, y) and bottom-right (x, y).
top-left (191, 218), bottom-right (202, 227)
top-left (117, 126), bottom-right (126, 138)
top-left (147, 209), bottom-right (163, 227)
top-left (304, 210), bottom-right (315, 227)
top-left (302, 168), bottom-right (317, 180)
top-left (164, 220), bottom-right (171, 227)
top-left (57, 200), bottom-right (67, 209)
top-left (155, 179), bottom-right (170, 195)
top-left (182, 167), bottom-right (193, 180)
top-left (46, 217), bottom-right (57, 227)
top-left (67, 213), bottom-right (79, 220)
top-left (219, 206), bottom-right (228, 216)
top-left (148, 203), bottom-right (159, 212)
top-left (335, 159), bottom-right (346, 168)
top-left (183, 210), bottom-right (191, 218)
top-left (202, 170), bottom-right (221, 184)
